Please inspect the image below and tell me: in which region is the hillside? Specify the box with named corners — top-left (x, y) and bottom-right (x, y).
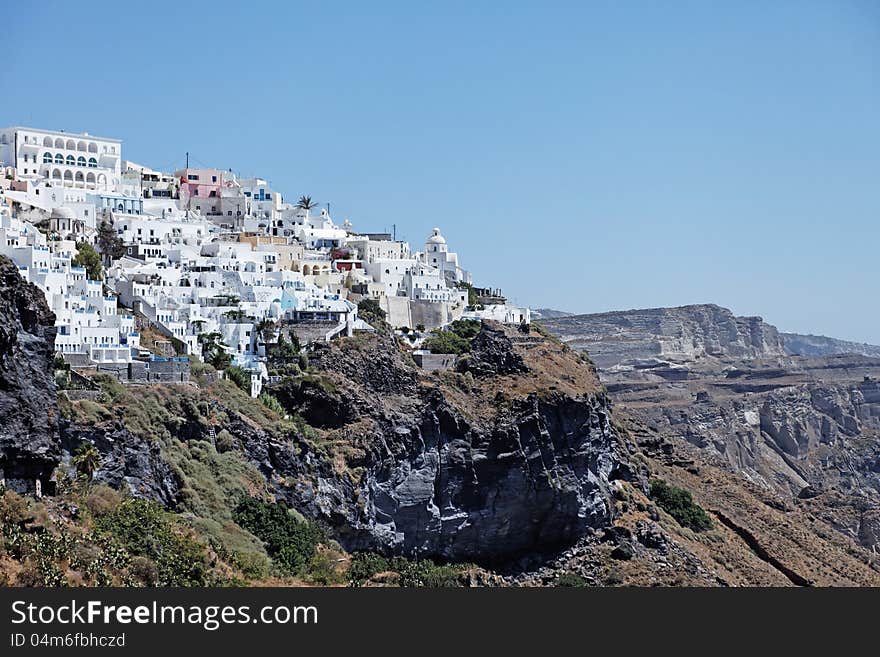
top-left (782, 333), bottom-right (880, 359)
top-left (3, 269), bottom-right (879, 586)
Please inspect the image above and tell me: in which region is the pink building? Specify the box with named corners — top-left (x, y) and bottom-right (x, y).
top-left (174, 168), bottom-right (233, 213)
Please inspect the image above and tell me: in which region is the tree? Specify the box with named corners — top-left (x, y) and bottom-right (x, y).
top-left (97, 220), bottom-right (125, 264)
top-left (423, 330), bottom-right (471, 355)
top-left (358, 298), bottom-right (386, 325)
top-left (267, 333), bottom-right (301, 361)
top-left (73, 442), bottom-right (102, 482)
top-left (256, 318), bottom-right (277, 343)
top-left (198, 332), bottom-right (232, 369)
top-left (456, 281), bottom-right (477, 307)
top-left (72, 242), bottom-right (103, 281)
top-left (295, 195), bottom-right (318, 213)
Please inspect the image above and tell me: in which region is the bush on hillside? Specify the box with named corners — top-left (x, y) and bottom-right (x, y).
top-left (650, 480), bottom-right (713, 532)
top-left (232, 498), bottom-right (325, 576)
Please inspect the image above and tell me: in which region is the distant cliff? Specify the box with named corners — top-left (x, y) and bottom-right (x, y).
top-left (540, 304), bottom-right (786, 368)
top-left (781, 333), bottom-right (880, 359)
top-left (0, 256), bottom-right (60, 493)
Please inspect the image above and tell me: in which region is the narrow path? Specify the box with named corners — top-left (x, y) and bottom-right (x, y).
top-left (712, 510), bottom-right (813, 587)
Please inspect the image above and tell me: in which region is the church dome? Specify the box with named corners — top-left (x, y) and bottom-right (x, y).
top-left (426, 228), bottom-right (446, 244)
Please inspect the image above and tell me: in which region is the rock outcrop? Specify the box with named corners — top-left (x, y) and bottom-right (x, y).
top-left (541, 304), bottom-right (786, 368)
top-left (782, 333), bottom-right (880, 359)
top-left (266, 324), bottom-right (631, 562)
top-left (0, 256), bottom-right (60, 493)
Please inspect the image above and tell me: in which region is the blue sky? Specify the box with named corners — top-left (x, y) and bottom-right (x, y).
top-left (4, 1), bottom-right (879, 342)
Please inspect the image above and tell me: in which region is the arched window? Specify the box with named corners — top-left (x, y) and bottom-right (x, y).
top-left (54, 154), bottom-right (64, 164)
top-left (66, 155), bottom-right (75, 166)
top-left (77, 156), bottom-right (86, 167)
top-left (118, 204), bottom-right (124, 211)
top-left (63, 170), bottom-right (73, 181)
top-left (86, 172), bottom-right (95, 184)
top-left (52, 169), bottom-right (62, 180)
top-left (77, 141), bottom-right (86, 152)
top-left (88, 158), bottom-right (97, 168)
top-left (75, 172), bottom-right (84, 182)
top-left (43, 152), bottom-right (53, 164)
top-left (88, 142), bottom-right (97, 153)
top-left (54, 138), bottom-right (64, 148)
top-left (66, 139), bottom-right (76, 150)
top-left (43, 136), bottom-right (53, 147)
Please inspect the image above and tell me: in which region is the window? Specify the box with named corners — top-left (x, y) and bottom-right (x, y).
top-left (77, 156), bottom-right (86, 167)
top-left (88, 158), bottom-right (97, 168)
top-left (188, 174), bottom-right (199, 180)
top-left (55, 154), bottom-right (64, 164)
top-left (211, 175), bottom-right (217, 182)
top-left (43, 152), bottom-right (53, 163)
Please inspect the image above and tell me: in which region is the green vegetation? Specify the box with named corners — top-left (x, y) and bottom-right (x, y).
top-left (97, 220), bottom-right (125, 263)
top-left (650, 480), bottom-right (713, 532)
top-left (267, 333), bottom-right (301, 361)
top-left (73, 442), bottom-right (101, 482)
top-left (347, 552), bottom-right (465, 587)
top-left (456, 281), bottom-right (477, 306)
top-left (95, 498), bottom-right (208, 586)
top-left (72, 241), bottom-right (103, 281)
top-left (232, 498), bottom-right (325, 576)
top-left (357, 298), bottom-right (386, 325)
top-left (224, 365), bottom-right (251, 393)
top-left (198, 332), bottom-right (232, 369)
top-left (423, 319), bottom-right (482, 355)
top-left (258, 392), bottom-right (285, 416)
top-left (556, 572), bottom-right (588, 587)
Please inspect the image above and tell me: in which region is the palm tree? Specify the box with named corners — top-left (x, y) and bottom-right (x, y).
top-left (295, 195), bottom-right (318, 218)
top-left (73, 442), bottom-right (101, 482)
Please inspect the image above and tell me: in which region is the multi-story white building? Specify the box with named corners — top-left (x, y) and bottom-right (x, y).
top-left (0, 126), bottom-right (122, 190)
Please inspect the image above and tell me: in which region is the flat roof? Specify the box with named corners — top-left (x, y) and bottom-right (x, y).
top-left (3, 126), bottom-right (122, 143)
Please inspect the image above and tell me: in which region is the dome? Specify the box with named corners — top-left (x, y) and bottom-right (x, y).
top-left (51, 207), bottom-right (75, 220)
top-left (426, 228), bottom-right (446, 244)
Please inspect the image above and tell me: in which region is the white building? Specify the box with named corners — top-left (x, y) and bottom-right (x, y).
top-left (0, 126), bottom-right (122, 191)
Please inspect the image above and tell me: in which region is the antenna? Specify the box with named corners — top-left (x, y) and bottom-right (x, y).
top-left (186, 152), bottom-right (189, 169)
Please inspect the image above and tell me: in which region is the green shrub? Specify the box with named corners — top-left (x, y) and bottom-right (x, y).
top-left (225, 366), bottom-right (251, 393)
top-left (95, 498), bottom-right (208, 586)
top-left (305, 550), bottom-right (345, 585)
top-left (348, 552), bottom-right (391, 585)
top-left (358, 299), bottom-right (386, 325)
top-left (84, 486), bottom-right (122, 517)
top-left (232, 498), bottom-right (325, 576)
top-left (423, 330), bottom-right (471, 355)
top-left (650, 480), bottom-right (713, 532)
top-left (258, 393), bottom-right (284, 416)
top-left (347, 552), bottom-right (463, 587)
top-left (0, 490), bottom-right (30, 525)
top-left (556, 572), bottom-right (588, 587)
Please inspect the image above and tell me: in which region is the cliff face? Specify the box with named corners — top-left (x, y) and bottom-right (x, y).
top-left (542, 304), bottom-right (786, 368)
top-left (269, 325), bottom-right (631, 562)
top-left (0, 256), bottom-right (60, 493)
top-left (782, 333), bottom-right (880, 359)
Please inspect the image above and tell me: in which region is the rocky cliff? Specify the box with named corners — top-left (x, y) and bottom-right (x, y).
top-left (267, 325), bottom-right (631, 562)
top-left (541, 304), bottom-right (786, 368)
top-left (782, 333), bottom-right (880, 359)
top-left (0, 256), bottom-right (60, 493)
top-left (5, 280), bottom-right (879, 585)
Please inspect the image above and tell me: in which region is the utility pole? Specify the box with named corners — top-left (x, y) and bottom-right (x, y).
top-left (393, 223), bottom-right (396, 241)
top-left (186, 151), bottom-right (189, 169)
